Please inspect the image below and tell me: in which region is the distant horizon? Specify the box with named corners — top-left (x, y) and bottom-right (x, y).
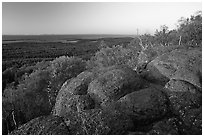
top-left (2, 33), bottom-right (137, 36)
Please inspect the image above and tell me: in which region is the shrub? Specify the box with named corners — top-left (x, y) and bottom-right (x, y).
top-left (2, 56), bottom-right (87, 134)
top-left (3, 69), bottom-right (51, 133)
top-left (87, 45), bottom-right (139, 69)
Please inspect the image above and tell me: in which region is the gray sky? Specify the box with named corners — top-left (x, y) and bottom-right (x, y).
top-left (2, 2), bottom-right (202, 35)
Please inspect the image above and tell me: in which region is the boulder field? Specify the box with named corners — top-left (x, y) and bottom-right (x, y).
top-left (8, 48), bottom-right (202, 135)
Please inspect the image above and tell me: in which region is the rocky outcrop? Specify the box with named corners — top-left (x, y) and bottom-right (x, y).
top-left (6, 47), bottom-right (202, 135)
top-left (143, 49), bottom-right (201, 88)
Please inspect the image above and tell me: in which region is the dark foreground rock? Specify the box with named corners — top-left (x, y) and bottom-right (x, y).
top-left (164, 79), bottom-right (202, 134)
top-left (164, 79), bottom-right (202, 116)
top-left (148, 117), bottom-right (179, 135)
top-left (177, 107), bottom-right (202, 135)
top-left (115, 87), bottom-right (168, 124)
top-left (10, 115), bottom-right (70, 135)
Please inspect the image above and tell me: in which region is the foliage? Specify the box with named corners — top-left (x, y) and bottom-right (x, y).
top-left (2, 56), bottom-right (87, 134)
top-left (153, 11), bottom-right (202, 46)
top-left (98, 40), bottom-right (108, 49)
top-left (87, 45), bottom-right (139, 69)
top-left (177, 11), bottom-right (202, 46)
top-left (3, 68), bottom-right (51, 131)
top-left (155, 25), bottom-right (170, 45)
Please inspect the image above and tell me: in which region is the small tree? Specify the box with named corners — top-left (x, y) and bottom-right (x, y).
top-left (155, 25), bottom-right (170, 45)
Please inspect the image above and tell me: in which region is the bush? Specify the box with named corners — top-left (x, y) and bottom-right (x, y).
top-left (2, 56), bottom-right (87, 134)
top-left (87, 45), bottom-right (139, 69)
top-left (3, 69), bottom-right (51, 133)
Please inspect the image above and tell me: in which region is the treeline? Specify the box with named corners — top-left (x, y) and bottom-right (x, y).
top-left (138, 11), bottom-right (202, 47)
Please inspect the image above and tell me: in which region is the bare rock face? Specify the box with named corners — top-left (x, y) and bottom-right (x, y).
top-left (115, 87), bottom-right (168, 124)
top-left (145, 49), bottom-right (202, 88)
top-left (88, 66), bottom-right (147, 106)
top-left (63, 109), bottom-right (135, 135)
top-left (10, 115), bottom-right (70, 135)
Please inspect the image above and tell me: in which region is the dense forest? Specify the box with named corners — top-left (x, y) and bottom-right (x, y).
top-left (2, 11), bottom-right (202, 135)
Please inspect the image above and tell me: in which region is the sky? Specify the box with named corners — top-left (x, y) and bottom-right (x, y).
top-left (2, 2), bottom-right (202, 35)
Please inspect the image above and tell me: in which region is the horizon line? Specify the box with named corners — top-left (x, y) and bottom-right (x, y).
top-left (2, 33), bottom-right (139, 36)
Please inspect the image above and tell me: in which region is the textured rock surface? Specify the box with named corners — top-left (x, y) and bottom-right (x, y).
top-left (63, 109), bottom-right (135, 135)
top-left (115, 87), bottom-right (168, 123)
top-left (53, 71), bottom-right (95, 116)
top-left (164, 79), bottom-right (202, 134)
top-left (148, 117), bottom-right (179, 135)
top-left (57, 71), bottom-right (94, 96)
top-left (178, 107), bottom-right (202, 135)
top-left (164, 79), bottom-right (201, 115)
top-left (53, 94), bottom-right (95, 116)
top-left (10, 115), bottom-right (70, 135)
top-left (146, 49), bottom-right (202, 88)
top-left (88, 66), bottom-right (147, 106)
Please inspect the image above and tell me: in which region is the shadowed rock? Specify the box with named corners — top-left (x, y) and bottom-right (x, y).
top-left (148, 117), bottom-right (179, 135)
top-left (178, 107), bottom-right (202, 135)
top-left (115, 87), bottom-right (168, 124)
